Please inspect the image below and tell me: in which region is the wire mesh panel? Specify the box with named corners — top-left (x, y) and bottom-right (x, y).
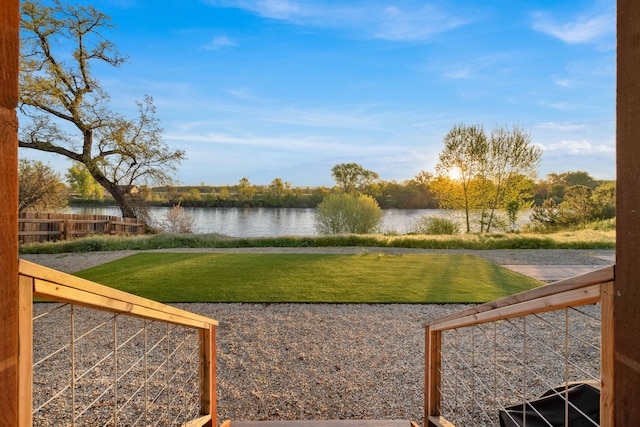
top-left (32, 302), bottom-right (203, 427)
top-left (436, 304), bottom-right (601, 427)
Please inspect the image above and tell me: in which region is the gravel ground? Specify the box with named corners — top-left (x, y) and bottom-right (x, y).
top-left (24, 248), bottom-right (611, 426)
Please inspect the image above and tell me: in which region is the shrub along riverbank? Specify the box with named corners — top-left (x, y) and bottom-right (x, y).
top-left (19, 229), bottom-right (615, 254)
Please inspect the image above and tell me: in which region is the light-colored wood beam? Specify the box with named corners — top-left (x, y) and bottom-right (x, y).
top-left (425, 266), bottom-right (613, 327)
top-left (18, 276), bottom-right (33, 426)
top-left (430, 283), bottom-right (602, 332)
top-left (425, 327), bottom-right (442, 426)
top-left (20, 260), bottom-right (218, 328)
top-left (200, 327), bottom-right (217, 427)
top-left (0, 1), bottom-right (20, 425)
top-left (600, 281), bottom-right (614, 426)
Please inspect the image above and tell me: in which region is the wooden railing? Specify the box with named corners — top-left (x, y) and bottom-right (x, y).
top-left (19, 212), bottom-right (144, 244)
top-left (17, 260), bottom-right (218, 426)
top-left (425, 266), bottom-right (615, 427)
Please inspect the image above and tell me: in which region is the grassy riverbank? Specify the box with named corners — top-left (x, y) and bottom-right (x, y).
top-left (74, 253), bottom-right (542, 303)
top-left (20, 229), bottom-right (615, 254)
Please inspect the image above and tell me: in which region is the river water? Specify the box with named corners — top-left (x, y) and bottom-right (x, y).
top-left (71, 206), bottom-right (530, 237)
top-left (72, 206), bottom-right (453, 236)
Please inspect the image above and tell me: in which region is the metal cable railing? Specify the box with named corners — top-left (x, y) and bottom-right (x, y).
top-left (425, 266), bottom-right (614, 427)
top-left (436, 308), bottom-right (601, 426)
top-left (19, 260), bottom-right (218, 427)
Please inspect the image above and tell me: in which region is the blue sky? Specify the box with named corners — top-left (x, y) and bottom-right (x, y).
top-left (20, 0), bottom-right (616, 187)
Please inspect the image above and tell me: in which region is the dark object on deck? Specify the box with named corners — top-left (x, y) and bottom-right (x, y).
top-left (499, 382), bottom-right (600, 427)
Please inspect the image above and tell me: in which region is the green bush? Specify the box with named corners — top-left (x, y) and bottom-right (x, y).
top-left (531, 184), bottom-right (616, 232)
top-left (412, 216), bottom-right (460, 235)
top-left (315, 193), bottom-right (383, 235)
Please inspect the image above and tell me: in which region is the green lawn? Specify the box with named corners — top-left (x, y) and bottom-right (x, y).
top-left (74, 253), bottom-right (542, 303)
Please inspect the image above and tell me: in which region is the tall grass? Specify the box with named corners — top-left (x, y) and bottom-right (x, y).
top-left (19, 229), bottom-right (615, 254)
top-left (412, 216), bottom-right (460, 235)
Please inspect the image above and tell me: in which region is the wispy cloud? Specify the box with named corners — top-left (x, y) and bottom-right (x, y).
top-left (551, 58), bottom-right (615, 88)
top-left (167, 131), bottom-right (337, 151)
top-left (262, 104), bottom-right (407, 131)
top-left (165, 130), bottom-right (405, 161)
top-left (163, 94), bottom-right (424, 133)
top-left (531, 7), bottom-right (614, 45)
top-left (535, 122), bottom-right (587, 132)
top-left (538, 100), bottom-right (575, 111)
top-left (203, 0), bottom-right (472, 41)
top-left (162, 100), bottom-right (429, 165)
top-left (538, 139), bottom-right (614, 155)
top-left (225, 87), bottom-right (262, 101)
top-left (225, 0), bottom-right (305, 20)
top-left (440, 52), bottom-right (514, 81)
top-left (444, 66), bottom-right (471, 79)
top-left (553, 77), bottom-right (574, 88)
top-left (103, 0), bottom-right (138, 8)
top-left (372, 4), bottom-right (471, 41)
top-left (203, 35), bottom-right (237, 50)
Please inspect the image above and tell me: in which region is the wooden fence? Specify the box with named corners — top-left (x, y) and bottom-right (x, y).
top-left (19, 212), bottom-right (144, 244)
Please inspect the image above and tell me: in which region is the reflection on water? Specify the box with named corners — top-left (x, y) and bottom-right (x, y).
top-left (70, 206), bottom-right (530, 237)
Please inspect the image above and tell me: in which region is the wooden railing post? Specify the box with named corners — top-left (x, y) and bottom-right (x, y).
top-left (200, 325), bottom-right (217, 427)
top-left (0, 0), bottom-right (20, 425)
top-left (601, 281), bottom-right (615, 426)
top-left (63, 219), bottom-right (69, 241)
top-left (425, 326), bottom-right (442, 427)
top-left (18, 275), bottom-right (33, 426)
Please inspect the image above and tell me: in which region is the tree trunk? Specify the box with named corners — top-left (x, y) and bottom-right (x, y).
top-left (462, 184), bottom-right (471, 233)
top-left (110, 188), bottom-right (139, 219)
top-left (83, 159), bottom-right (144, 221)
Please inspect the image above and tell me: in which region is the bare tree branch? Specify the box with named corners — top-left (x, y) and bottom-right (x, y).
top-left (19, 1), bottom-right (183, 220)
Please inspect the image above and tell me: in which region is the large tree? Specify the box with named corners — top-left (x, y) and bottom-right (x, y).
top-left (19, 0), bottom-right (185, 220)
top-left (331, 163), bottom-right (379, 195)
top-left (482, 126), bottom-right (541, 231)
top-left (18, 159), bottom-right (68, 212)
top-left (435, 123), bottom-right (541, 232)
top-left (435, 123), bottom-right (488, 232)
top-left (66, 162), bottom-right (103, 199)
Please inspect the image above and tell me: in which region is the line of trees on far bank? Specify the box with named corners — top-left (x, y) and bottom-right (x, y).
top-left (21, 158), bottom-right (614, 216)
top-left (146, 171), bottom-right (439, 210)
